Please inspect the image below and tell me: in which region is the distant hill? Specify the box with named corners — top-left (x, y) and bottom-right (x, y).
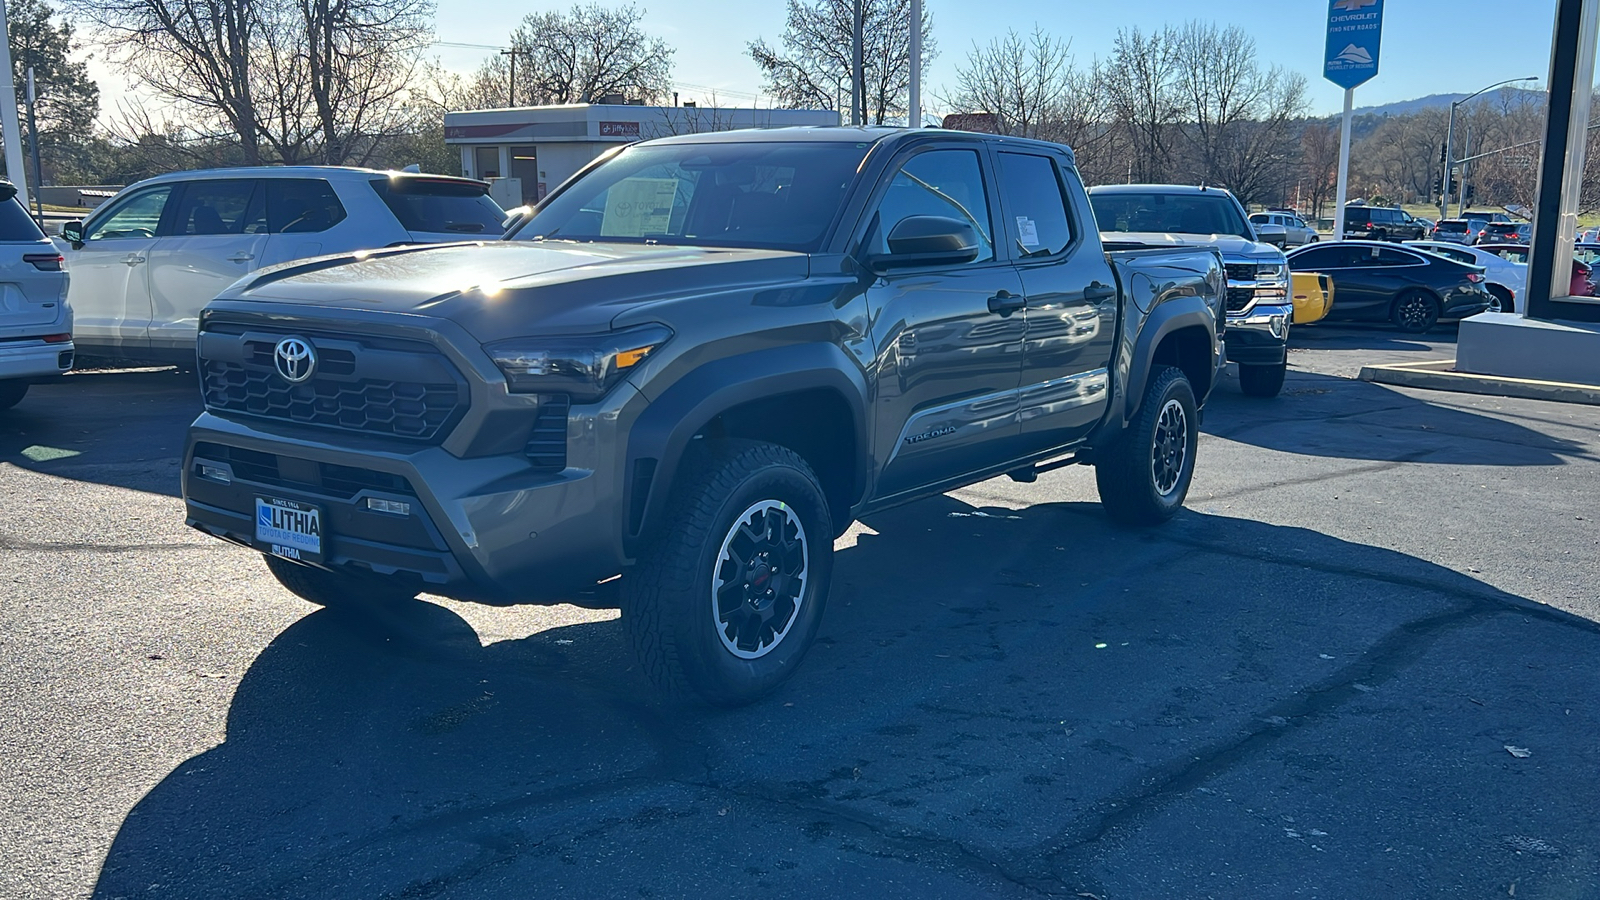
top-left (1352, 88), bottom-right (1543, 118)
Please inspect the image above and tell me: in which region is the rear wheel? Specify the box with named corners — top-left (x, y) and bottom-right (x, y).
top-left (1372, 229), bottom-right (1388, 242)
top-left (1095, 367), bottom-right (1198, 526)
top-left (623, 440), bottom-right (833, 706)
top-left (1392, 290), bottom-right (1441, 333)
top-left (0, 381), bottom-right (27, 411)
top-left (1238, 362), bottom-right (1287, 398)
top-left (264, 555), bottom-right (419, 613)
top-left (1486, 285), bottom-right (1514, 314)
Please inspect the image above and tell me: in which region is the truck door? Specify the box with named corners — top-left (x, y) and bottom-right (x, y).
top-left (996, 151), bottom-right (1115, 453)
top-left (861, 145), bottom-right (1026, 499)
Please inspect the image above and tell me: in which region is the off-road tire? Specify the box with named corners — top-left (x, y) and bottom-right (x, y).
top-left (1238, 362), bottom-right (1287, 398)
top-left (0, 381), bottom-right (27, 410)
top-left (622, 439), bottom-right (833, 707)
top-left (1392, 289), bottom-right (1441, 333)
top-left (264, 555), bottom-right (419, 612)
top-left (1095, 367), bottom-right (1199, 526)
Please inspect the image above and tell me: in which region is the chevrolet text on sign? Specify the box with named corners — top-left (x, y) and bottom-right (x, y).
top-left (1324, 0), bottom-right (1383, 90)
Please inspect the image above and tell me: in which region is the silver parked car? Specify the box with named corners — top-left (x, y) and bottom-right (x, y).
top-left (1250, 211), bottom-right (1319, 246)
top-left (56, 167), bottom-right (505, 365)
top-left (0, 180), bottom-right (72, 410)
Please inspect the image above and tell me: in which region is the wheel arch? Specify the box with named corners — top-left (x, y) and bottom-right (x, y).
top-left (625, 343), bottom-right (870, 552)
top-left (1124, 299), bottom-right (1217, 421)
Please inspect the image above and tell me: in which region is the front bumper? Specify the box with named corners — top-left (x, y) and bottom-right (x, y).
top-left (0, 338), bottom-right (73, 380)
top-left (1224, 304), bottom-right (1291, 366)
top-left (183, 382), bottom-right (647, 605)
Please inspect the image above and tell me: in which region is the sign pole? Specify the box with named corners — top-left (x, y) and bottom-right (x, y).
top-left (0, 0), bottom-right (31, 211)
top-left (909, 0), bottom-right (922, 127)
top-left (1334, 87), bottom-right (1353, 240)
top-left (1323, 0), bottom-right (1384, 240)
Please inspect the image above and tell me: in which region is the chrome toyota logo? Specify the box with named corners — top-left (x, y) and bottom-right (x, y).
top-left (273, 337), bottom-right (316, 383)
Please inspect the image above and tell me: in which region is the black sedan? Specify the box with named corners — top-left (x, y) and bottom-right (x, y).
top-left (1286, 240), bottom-right (1495, 332)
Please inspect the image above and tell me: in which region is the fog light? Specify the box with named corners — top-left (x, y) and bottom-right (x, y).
top-left (198, 464), bottom-right (232, 484)
top-left (365, 497), bottom-right (411, 516)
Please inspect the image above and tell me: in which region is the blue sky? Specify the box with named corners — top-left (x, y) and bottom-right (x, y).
top-left (428, 0), bottom-right (1563, 116)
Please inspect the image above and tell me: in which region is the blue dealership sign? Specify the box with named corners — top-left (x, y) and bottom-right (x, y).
top-left (1324, 0), bottom-right (1383, 90)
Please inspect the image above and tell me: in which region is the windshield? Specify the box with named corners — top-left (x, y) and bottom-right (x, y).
top-left (513, 141), bottom-right (872, 252)
top-left (1089, 191), bottom-right (1254, 239)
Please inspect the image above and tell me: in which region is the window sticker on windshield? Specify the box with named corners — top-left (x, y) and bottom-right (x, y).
top-left (1016, 216), bottom-right (1039, 247)
top-left (601, 177), bottom-right (678, 237)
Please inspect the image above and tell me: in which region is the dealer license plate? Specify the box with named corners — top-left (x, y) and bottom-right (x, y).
top-left (255, 497), bottom-right (323, 562)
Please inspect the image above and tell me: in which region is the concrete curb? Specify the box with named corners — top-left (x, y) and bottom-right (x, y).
top-left (1358, 359), bottom-right (1600, 406)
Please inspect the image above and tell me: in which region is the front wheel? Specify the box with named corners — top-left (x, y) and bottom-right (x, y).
top-left (623, 440), bottom-right (833, 706)
top-left (1095, 367), bottom-right (1199, 526)
top-left (1392, 290), bottom-right (1441, 333)
top-left (1238, 362), bottom-right (1287, 398)
top-left (0, 381), bottom-right (27, 411)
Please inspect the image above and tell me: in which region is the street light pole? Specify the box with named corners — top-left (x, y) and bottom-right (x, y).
top-left (1441, 76), bottom-right (1538, 220)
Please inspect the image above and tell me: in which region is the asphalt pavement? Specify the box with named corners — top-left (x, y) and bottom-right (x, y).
top-left (3, 328), bottom-right (1598, 899)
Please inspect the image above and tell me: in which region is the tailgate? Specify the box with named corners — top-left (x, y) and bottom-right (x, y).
top-left (0, 247), bottom-right (67, 331)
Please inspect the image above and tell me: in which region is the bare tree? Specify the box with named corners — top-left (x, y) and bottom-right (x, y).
top-left (947, 27), bottom-right (1072, 139)
top-left (1299, 119), bottom-right (1340, 220)
top-left (470, 4), bottom-right (673, 108)
top-left (1100, 26), bottom-right (1182, 183)
top-left (748, 0), bottom-right (934, 125)
top-left (67, 0), bottom-right (434, 166)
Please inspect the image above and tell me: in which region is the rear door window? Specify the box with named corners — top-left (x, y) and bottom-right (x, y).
top-left (1289, 246), bottom-right (1346, 269)
top-left (267, 179), bottom-right (348, 233)
top-left (170, 180), bottom-right (264, 235)
top-left (370, 178), bottom-right (506, 235)
top-left (996, 152), bottom-right (1073, 257)
top-left (0, 195), bottom-right (43, 241)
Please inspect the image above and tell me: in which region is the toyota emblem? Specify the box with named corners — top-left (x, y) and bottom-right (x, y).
top-left (274, 337), bottom-right (316, 383)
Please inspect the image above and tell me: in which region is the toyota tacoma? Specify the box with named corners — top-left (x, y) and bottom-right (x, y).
top-left (183, 128), bottom-right (1225, 704)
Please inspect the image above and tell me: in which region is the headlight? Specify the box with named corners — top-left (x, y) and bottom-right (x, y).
top-left (1254, 262), bottom-right (1287, 282)
top-left (485, 324), bottom-right (672, 400)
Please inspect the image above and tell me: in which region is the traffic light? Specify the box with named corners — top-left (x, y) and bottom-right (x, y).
top-left (1440, 143), bottom-right (1447, 164)
top-left (1465, 183), bottom-right (1476, 203)
top-left (1449, 177), bottom-right (1459, 195)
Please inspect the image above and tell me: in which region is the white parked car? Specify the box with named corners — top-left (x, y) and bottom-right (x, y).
top-left (1405, 240), bottom-right (1525, 313)
top-left (57, 167), bottom-right (505, 363)
top-left (1250, 211), bottom-right (1319, 246)
top-left (0, 179), bottom-right (72, 410)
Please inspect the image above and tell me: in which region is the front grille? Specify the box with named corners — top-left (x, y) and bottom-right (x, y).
top-left (193, 442), bottom-right (417, 498)
top-left (198, 328), bottom-right (468, 442)
top-left (524, 394), bottom-right (570, 470)
top-left (1226, 287), bottom-right (1256, 312)
top-left (1224, 263), bottom-right (1256, 283)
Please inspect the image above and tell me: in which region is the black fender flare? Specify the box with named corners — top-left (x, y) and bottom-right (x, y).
top-left (623, 343), bottom-right (871, 552)
top-left (1123, 296), bottom-right (1218, 421)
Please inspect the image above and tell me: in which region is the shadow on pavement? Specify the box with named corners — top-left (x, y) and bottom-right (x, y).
top-left (1205, 369), bottom-right (1592, 466)
top-left (93, 495), bottom-right (1600, 898)
top-left (1290, 322), bottom-right (1459, 350)
top-left (0, 368), bottom-right (199, 497)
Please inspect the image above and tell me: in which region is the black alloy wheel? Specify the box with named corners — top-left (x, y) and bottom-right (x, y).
top-left (1392, 290), bottom-right (1441, 333)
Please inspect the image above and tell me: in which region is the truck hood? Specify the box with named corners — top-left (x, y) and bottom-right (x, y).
top-left (223, 240), bottom-right (811, 340)
top-left (1102, 231), bottom-right (1280, 260)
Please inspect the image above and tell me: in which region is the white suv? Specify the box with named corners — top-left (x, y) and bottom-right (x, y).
top-left (57, 167), bottom-right (505, 363)
top-left (0, 180), bottom-right (72, 410)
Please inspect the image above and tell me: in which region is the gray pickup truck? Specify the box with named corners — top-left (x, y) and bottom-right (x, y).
top-left (182, 128), bottom-right (1225, 704)
top-left (1089, 184), bottom-right (1291, 398)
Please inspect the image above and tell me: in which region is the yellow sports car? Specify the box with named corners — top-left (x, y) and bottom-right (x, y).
top-left (1291, 271), bottom-right (1334, 324)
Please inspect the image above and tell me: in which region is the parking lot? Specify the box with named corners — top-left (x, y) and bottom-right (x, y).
top-left (4, 326), bottom-right (1599, 899)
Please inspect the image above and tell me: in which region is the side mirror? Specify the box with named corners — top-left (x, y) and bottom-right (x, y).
top-left (59, 220), bottom-right (84, 246)
top-left (869, 215), bottom-right (980, 271)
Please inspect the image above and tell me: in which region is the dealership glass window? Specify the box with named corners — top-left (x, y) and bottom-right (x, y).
top-left (475, 146), bottom-right (500, 179)
top-left (510, 145), bottom-right (539, 204)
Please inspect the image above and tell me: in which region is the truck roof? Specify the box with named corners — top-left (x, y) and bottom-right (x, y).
top-left (638, 125), bottom-right (1074, 159)
top-left (1088, 183), bottom-right (1239, 198)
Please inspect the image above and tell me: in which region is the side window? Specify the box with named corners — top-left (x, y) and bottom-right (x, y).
top-left (868, 148), bottom-right (994, 264)
top-left (169, 180), bottom-right (263, 236)
top-left (85, 186), bottom-right (174, 241)
top-left (996, 152), bottom-right (1072, 256)
top-left (267, 179), bottom-right (349, 234)
top-left (1289, 246), bottom-right (1343, 269)
top-left (1374, 247), bottom-right (1420, 266)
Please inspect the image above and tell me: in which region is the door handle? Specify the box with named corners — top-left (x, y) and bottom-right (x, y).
top-left (988, 290), bottom-right (1026, 315)
top-left (1083, 282), bottom-right (1116, 302)
top-left (227, 253), bottom-right (255, 263)
top-left (121, 255), bottom-right (146, 266)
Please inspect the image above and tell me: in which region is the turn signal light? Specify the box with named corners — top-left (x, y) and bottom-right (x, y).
top-left (41, 333), bottom-right (70, 343)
